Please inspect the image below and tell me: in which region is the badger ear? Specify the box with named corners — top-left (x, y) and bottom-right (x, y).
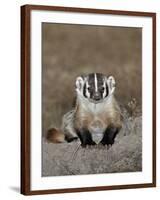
top-left (107, 76), bottom-right (116, 94)
top-left (75, 76), bottom-right (85, 93)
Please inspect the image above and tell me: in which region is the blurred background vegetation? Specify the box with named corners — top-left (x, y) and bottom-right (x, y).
top-left (42, 23), bottom-right (142, 135)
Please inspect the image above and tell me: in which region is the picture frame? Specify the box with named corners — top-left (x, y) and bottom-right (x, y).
top-left (21, 4), bottom-right (156, 195)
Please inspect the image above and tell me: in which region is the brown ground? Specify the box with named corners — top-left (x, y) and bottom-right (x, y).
top-left (42, 23), bottom-right (142, 176)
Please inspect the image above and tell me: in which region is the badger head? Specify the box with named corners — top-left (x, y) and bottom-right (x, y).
top-left (75, 73), bottom-right (116, 103)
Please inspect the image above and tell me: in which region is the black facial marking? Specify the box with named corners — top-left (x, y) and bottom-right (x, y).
top-left (85, 73), bottom-right (107, 101)
top-left (88, 73), bottom-right (95, 94)
top-left (84, 73), bottom-right (94, 100)
top-left (82, 73), bottom-right (109, 101)
top-left (96, 73), bottom-right (108, 98)
top-left (105, 83), bottom-right (109, 97)
top-left (83, 83), bottom-right (87, 98)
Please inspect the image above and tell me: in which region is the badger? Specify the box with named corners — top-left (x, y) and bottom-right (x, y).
top-left (46, 73), bottom-right (122, 147)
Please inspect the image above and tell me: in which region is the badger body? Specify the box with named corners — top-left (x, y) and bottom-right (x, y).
top-left (47, 73), bottom-right (122, 147)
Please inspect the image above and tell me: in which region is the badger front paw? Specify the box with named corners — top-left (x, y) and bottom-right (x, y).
top-left (100, 126), bottom-right (119, 146)
top-left (76, 128), bottom-right (96, 147)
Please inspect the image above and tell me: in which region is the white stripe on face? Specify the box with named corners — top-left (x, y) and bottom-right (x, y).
top-left (86, 81), bottom-right (90, 98)
top-left (94, 73), bottom-right (98, 92)
top-left (102, 80), bottom-right (106, 98)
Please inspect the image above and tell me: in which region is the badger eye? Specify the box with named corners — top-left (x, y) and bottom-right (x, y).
top-left (101, 87), bottom-right (105, 92)
top-left (87, 87), bottom-right (91, 92)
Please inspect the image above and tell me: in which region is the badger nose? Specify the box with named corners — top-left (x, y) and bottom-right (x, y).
top-left (93, 93), bottom-right (101, 101)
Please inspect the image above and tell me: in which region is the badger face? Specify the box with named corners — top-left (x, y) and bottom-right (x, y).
top-left (76, 73), bottom-right (116, 103)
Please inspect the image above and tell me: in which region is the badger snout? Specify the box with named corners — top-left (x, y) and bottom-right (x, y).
top-left (93, 92), bottom-right (101, 101)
